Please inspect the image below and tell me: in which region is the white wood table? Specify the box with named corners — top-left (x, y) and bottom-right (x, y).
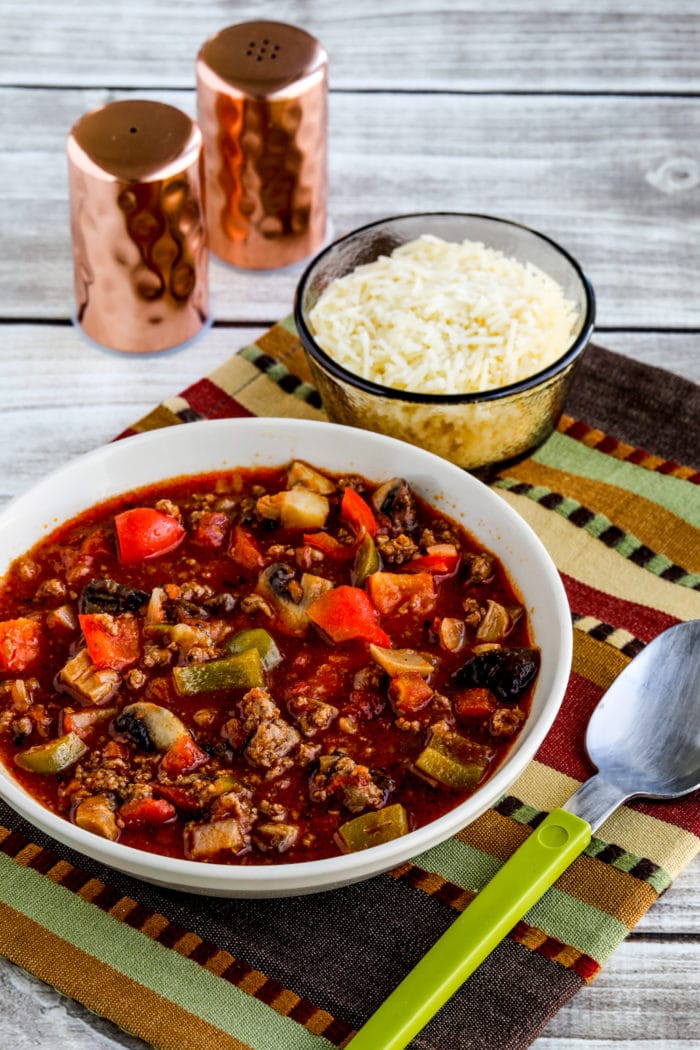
top-left (0, 2), bottom-right (698, 1046)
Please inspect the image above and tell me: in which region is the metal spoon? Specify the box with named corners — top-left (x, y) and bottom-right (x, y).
top-left (347, 619), bottom-right (700, 1050)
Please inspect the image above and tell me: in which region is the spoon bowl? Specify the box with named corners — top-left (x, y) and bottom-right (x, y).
top-left (585, 619), bottom-right (700, 799)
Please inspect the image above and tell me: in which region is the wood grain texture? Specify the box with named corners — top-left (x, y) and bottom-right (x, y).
top-left (1, 0), bottom-right (699, 1046)
top-left (0, 328), bottom-right (698, 511)
top-left (1, 89), bottom-right (699, 327)
top-left (2, 1), bottom-right (699, 91)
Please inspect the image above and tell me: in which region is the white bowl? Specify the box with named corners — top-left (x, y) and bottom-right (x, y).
top-left (0, 418), bottom-right (571, 897)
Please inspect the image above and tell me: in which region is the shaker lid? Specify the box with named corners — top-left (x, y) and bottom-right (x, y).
top-left (197, 20), bottom-right (327, 98)
top-left (68, 99), bottom-right (200, 183)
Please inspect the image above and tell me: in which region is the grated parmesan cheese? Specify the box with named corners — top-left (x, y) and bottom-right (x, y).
top-left (308, 235), bottom-right (579, 395)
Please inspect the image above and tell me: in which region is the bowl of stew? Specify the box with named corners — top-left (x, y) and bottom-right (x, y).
top-left (0, 418), bottom-right (571, 897)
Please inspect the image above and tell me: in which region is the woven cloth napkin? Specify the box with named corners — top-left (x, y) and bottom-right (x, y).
top-left (1, 320), bottom-right (699, 1050)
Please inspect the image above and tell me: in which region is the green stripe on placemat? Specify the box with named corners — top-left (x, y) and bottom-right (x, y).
top-left (0, 854), bottom-right (338, 1050)
top-left (534, 432), bottom-right (700, 526)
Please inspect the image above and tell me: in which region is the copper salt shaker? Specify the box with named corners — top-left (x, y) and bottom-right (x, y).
top-left (197, 21), bottom-right (328, 270)
top-left (67, 99), bottom-right (209, 354)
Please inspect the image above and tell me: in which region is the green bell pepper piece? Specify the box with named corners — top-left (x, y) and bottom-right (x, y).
top-left (15, 731), bottom-right (87, 774)
top-left (224, 628), bottom-right (282, 671)
top-left (338, 804), bottom-right (409, 852)
top-left (353, 532), bottom-right (380, 586)
top-left (173, 648), bottom-right (264, 695)
top-left (415, 724), bottom-right (491, 789)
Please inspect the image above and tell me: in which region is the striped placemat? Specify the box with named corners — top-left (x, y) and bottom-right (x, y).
top-left (1, 320), bottom-right (699, 1050)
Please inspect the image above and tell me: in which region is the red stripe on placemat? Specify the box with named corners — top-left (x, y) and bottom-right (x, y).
top-left (536, 672), bottom-right (601, 781)
top-left (632, 793), bottom-right (700, 834)
top-left (537, 673), bottom-right (700, 836)
top-left (562, 574), bottom-right (680, 642)
top-left (181, 378), bottom-right (255, 420)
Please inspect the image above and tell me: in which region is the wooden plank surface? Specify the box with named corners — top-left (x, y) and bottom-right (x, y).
top-left (1, 328), bottom-right (698, 510)
top-left (0, 0), bottom-right (698, 1047)
top-left (1, 88), bottom-right (699, 327)
top-left (3, 1), bottom-right (699, 92)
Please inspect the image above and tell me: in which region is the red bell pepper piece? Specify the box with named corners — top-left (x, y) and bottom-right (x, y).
top-left (454, 688), bottom-right (497, 721)
top-left (388, 673), bottom-right (434, 715)
top-left (159, 734), bottom-right (209, 778)
top-left (155, 783), bottom-right (202, 814)
top-left (119, 797), bottom-right (177, 828)
top-left (307, 586), bottom-right (390, 646)
top-left (302, 531), bottom-right (356, 559)
top-left (115, 508), bottom-right (185, 564)
top-left (191, 511), bottom-right (229, 549)
top-left (79, 613), bottom-right (140, 671)
top-left (228, 525), bottom-right (265, 573)
top-left (366, 572), bottom-right (436, 617)
top-left (340, 486), bottom-right (377, 537)
top-left (0, 617), bottom-right (41, 672)
top-left (404, 547), bottom-right (461, 575)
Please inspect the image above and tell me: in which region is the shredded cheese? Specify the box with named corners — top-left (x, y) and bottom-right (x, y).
top-left (308, 235), bottom-right (579, 395)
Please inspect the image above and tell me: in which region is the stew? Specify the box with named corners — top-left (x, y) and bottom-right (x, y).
top-left (0, 462), bottom-right (539, 864)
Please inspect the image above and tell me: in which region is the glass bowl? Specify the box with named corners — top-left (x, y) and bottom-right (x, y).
top-left (294, 213), bottom-right (596, 474)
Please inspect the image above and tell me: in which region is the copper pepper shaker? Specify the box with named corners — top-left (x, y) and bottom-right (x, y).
top-left (67, 99), bottom-right (209, 354)
top-left (196, 21), bottom-right (328, 270)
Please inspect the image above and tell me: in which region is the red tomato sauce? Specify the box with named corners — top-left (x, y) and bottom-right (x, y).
top-left (0, 464), bottom-right (539, 865)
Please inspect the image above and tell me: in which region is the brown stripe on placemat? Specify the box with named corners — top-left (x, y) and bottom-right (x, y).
top-left (565, 344), bottom-right (700, 469)
top-left (558, 415), bottom-right (700, 483)
top-left (510, 921), bottom-right (600, 981)
top-left (0, 821), bottom-right (352, 1046)
top-left (502, 455), bottom-right (700, 574)
top-left (0, 902), bottom-right (253, 1050)
top-left (571, 613), bottom-right (645, 658)
top-left (388, 860), bottom-right (601, 983)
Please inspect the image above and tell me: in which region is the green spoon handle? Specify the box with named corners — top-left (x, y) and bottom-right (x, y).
top-left (346, 808), bottom-right (591, 1050)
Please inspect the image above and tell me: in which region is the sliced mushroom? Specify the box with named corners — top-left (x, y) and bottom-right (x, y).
top-left (369, 644), bottom-right (434, 677)
top-left (46, 604), bottom-right (79, 632)
top-left (113, 701), bottom-right (188, 752)
top-left (145, 586), bottom-right (167, 625)
top-left (475, 600), bottom-right (511, 642)
top-left (370, 477), bottom-right (418, 534)
top-left (437, 617), bottom-right (466, 652)
top-left (252, 821), bottom-right (300, 853)
top-left (256, 563), bottom-right (333, 635)
top-left (79, 578), bottom-right (150, 616)
top-left (287, 461), bottom-right (336, 494)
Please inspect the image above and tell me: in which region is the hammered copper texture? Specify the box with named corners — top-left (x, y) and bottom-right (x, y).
top-left (197, 21), bottom-right (327, 269)
top-left (67, 99), bottom-right (209, 354)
